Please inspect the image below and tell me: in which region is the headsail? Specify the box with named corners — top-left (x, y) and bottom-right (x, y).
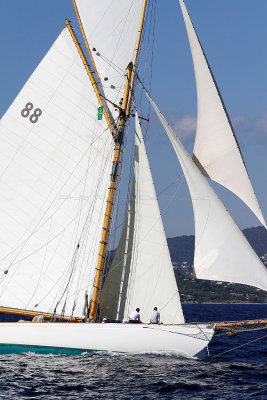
top-left (179, 0), bottom-right (266, 228)
top-left (74, 0), bottom-right (145, 117)
top-left (147, 94), bottom-right (267, 291)
top-left (100, 114), bottom-right (185, 324)
top-left (0, 28), bottom-right (114, 317)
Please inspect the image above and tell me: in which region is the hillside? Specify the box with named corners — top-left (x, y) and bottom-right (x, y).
top-left (167, 226), bottom-right (267, 303)
top-left (167, 226), bottom-right (267, 265)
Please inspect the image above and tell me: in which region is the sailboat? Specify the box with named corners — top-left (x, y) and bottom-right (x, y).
top-left (0, 0), bottom-right (265, 358)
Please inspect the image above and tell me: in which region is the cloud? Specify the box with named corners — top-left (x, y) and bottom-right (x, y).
top-left (147, 109), bottom-right (267, 148)
top-left (170, 114), bottom-right (196, 143)
top-left (256, 111), bottom-right (267, 134)
top-left (145, 112), bottom-right (196, 146)
top-left (231, 113), bottom-right (246, 126)
top-left (249, 111), bottom-right (267, 145)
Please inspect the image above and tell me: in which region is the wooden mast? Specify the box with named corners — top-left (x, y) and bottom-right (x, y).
top-left (88, 0), bottom-right (149, 321)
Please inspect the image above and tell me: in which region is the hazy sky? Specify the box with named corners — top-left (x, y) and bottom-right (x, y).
top-left (0, 0), bottom-right (266, 238)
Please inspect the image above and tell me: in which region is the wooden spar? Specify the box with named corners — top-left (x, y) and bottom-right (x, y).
top-left (72, 0), bottom-right (102, 87)
top-left (216, 319), bottom-right (267, 330)
top-left (0, 306), bottom-right (82, 322)
top-left (65, 19), bottom-right (117, 140)
top-left (88, 0), bottom-right (149, 321)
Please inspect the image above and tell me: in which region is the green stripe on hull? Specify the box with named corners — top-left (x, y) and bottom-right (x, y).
top-left (0, 343), bottom-right (104, 355)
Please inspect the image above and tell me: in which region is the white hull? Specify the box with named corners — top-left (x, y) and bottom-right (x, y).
top-left (0, 322), bottom-right (215, 358)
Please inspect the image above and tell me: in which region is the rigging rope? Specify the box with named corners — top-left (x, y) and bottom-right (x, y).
top-left (215, 324), bottom-right (267, 337)
top-left (209, 330), bottom-right (267, 360)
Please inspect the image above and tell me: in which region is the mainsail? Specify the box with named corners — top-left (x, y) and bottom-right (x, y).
top-left (74, 0), bottom-right (145, 117)
top-left (100, 114), bottom-right (185, 324)
top-left (0, 28), bottom-right (113, 317)
top-left (148, 94), bottom-right (267, 292)
top-left (179, 0), bottom-right (266, 228)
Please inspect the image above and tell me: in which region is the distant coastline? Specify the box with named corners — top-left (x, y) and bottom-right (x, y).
top-left (167, 226), bottom-right (267, 304)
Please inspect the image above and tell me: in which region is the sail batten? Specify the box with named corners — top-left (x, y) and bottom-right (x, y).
top-left (100, 114), bottom-right (185, 324)
top-left (179, 0), bottom-right (266, 228)
top-left (147, 94), bottom-right (267, 292)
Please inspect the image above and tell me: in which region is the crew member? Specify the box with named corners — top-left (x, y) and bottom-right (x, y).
top-left (129, 308), bottom-right (141, 323)
top-left (149, 307), bottom-right (160, 324)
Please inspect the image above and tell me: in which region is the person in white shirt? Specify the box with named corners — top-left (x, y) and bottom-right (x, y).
top-left (149, 307), bottom-right (160, 324)
top-left (128, 308), bottom-right (141, 323)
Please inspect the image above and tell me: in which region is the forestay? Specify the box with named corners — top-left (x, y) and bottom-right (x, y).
top-left (100, 114), bottom-right (185, 324)
top-left (0, 28), bottom-right (113, 317)
top-left (75, 0), bottom-right (144, 118)
top-left (148, 94), bottom-right (267, 292)
top-left (179, 0), bottom-right (266, 228)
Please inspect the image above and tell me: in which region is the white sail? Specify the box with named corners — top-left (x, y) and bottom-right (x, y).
top-left (101, 114), bottom-right (185, 324)
top-left (179, 0), bottom-right (266, 228)
top-left (0, 28), bottom-right (114, 317)
top-left (148, 94), bottom-right (267, 291)
top-left (75, 0), bottom-right (144, 116)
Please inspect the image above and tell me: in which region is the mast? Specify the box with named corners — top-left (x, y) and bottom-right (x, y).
top-left (88, 0), bottom-right (149, 321)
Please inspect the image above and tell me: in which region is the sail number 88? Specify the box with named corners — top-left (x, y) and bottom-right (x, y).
top-left (21, 102), bottom-right (42, 124)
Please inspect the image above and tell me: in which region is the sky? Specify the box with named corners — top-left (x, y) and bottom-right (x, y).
top-left (0, 0), bottom-right (266, 239)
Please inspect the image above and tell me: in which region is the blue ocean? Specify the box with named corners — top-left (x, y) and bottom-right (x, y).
top-left (0, 304), bottom-right (266, 399)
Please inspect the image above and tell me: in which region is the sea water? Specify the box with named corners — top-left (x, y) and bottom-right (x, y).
top-left (0, 304), bottom-right (266, 399)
